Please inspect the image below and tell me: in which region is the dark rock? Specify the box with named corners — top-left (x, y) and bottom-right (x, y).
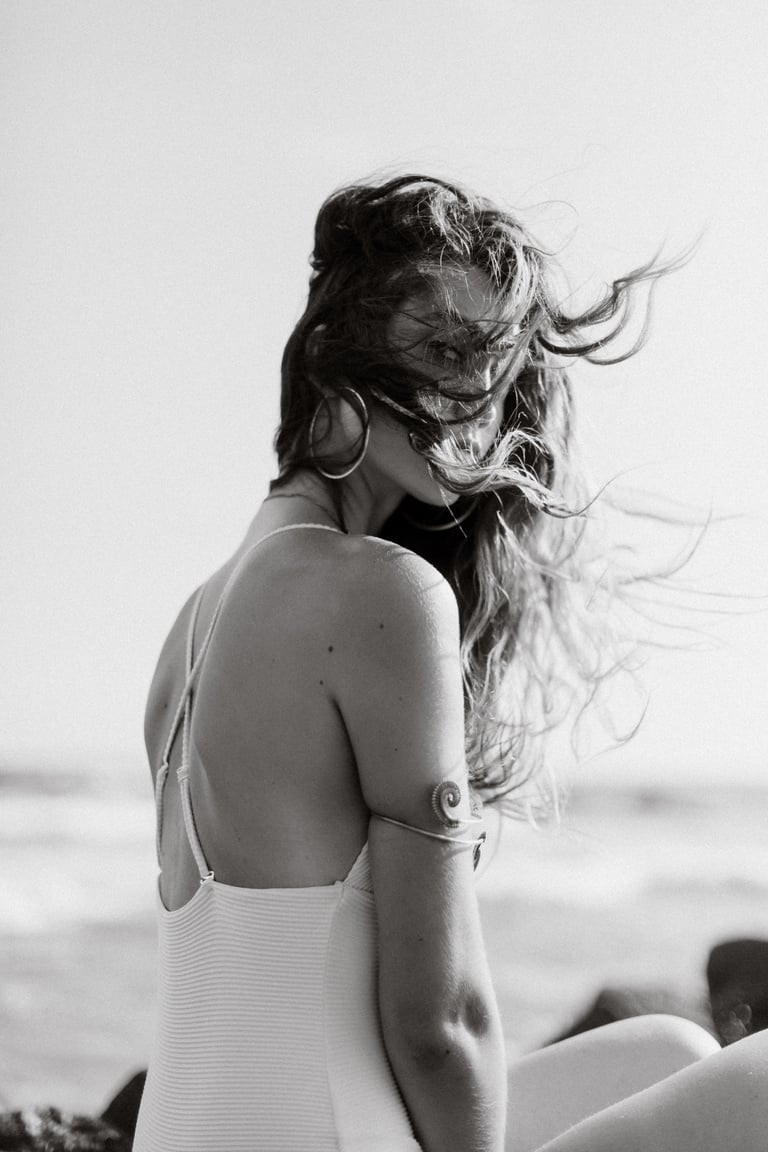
top-left (100, 1069), bottom-right (146, 1140)
top-left (706, 938), bottom-right (768, 1045)
top-left (0, 1107), bottom-right (130, 1151)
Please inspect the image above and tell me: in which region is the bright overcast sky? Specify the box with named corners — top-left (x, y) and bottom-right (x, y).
top-left (3, 1), bottom-right (767, 784)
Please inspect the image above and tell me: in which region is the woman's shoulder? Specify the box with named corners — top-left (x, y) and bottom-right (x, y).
top-left (219, 527), bottom-right (458, 652)
top-left (323, 534), bottom-right (460, 660)
top-left (337, 533), bottom-right (457, 616)
top-left (242, 525), bottom-right (454, 606)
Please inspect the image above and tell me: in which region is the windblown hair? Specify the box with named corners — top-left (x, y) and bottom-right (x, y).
top-left (274, 173), bottom-right (681, 815)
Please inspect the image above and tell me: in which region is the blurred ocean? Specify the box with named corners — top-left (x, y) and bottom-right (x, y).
top-left (2, 763), bottom-right (768, 1111)
top-left (4, 764), bottom-right (768, 933)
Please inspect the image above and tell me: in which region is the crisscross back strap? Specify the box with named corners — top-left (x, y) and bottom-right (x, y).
top-left (154, 583), bottom-right (202, 863)
top-left (154, 522), bottom-right (344, 878)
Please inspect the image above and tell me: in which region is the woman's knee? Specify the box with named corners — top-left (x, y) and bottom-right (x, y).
top-left (616, 1012), bottom-right (721, 1068)
top-left (504, 1015), bottom-right (720, 1152)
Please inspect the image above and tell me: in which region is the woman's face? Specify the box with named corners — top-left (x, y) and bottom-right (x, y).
top-left (366, 265), bottom-right (517, 506)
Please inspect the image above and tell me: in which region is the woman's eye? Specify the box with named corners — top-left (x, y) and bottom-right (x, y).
top-left (427, 341), bottom-right (462, 366)
top-left (488, 351), bottom-right (511, 378)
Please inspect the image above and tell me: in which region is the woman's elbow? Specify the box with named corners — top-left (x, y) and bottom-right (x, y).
top-left (385, 984), bottom-right (500, 1066)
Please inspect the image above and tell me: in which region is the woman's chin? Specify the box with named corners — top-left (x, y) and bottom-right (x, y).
top-left (415, 485), bottom-right (463, 509)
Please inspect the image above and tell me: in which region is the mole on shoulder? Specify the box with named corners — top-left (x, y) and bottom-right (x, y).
top-left (319, 679), bottom-right (324, 686)
top-left (379, 622), bottom-right (384, 629)
top-left (328, 645), bottom-right (334, 652)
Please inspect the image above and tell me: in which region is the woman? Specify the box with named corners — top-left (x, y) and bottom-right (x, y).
top-left (133, 175), bottom-right (768, 1152)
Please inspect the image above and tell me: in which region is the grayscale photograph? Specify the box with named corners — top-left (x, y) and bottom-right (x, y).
top-left (3, 3), bottom-right (768, 1149)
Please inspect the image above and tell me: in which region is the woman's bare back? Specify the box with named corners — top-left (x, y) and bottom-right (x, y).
top-left (144, 516), bottom-right (389, 912)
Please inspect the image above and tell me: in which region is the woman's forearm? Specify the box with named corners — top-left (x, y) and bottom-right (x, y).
top-left (384, 1011), bottom-right (507, 1152)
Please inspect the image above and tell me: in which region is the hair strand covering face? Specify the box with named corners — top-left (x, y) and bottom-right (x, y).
top-left (273, 173), bottom-right (691, 818)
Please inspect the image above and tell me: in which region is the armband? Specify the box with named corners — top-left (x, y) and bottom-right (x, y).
top-left (372, 778), bottom-right (487, 869)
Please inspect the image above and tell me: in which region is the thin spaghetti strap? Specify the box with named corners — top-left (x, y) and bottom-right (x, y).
top-left (155, 585), bottom-right (205, 863)
top-left (178, 590), bottom-right (214, 881)
top-left (154, 522), bottom-right (343, 876)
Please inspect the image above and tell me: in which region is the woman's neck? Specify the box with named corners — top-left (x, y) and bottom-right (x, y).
top-left (267, 468), bottom-right (403, 537)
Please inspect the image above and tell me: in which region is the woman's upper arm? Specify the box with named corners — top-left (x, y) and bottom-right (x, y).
top-left (335, 545), bottom-right (492, 1032)
top-left (336, 545), bottom-right (468, 819)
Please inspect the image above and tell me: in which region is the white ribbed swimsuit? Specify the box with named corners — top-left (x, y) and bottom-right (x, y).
top-left (133, 524), bottom-right (422, 1152)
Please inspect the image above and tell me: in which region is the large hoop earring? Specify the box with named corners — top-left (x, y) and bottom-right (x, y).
top-left (309, 386), bottom-right (370, 480)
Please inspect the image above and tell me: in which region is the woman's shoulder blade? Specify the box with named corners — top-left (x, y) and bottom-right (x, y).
top-left (191, 530), bottom-right (459, 679)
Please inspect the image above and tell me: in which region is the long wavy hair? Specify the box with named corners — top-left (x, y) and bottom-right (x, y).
top-left (273, 174), bottom-right (682, 815)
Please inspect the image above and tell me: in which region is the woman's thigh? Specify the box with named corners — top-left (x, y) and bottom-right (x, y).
top-left (528, 1028), bottom-right (768, 1152)
top-left (505, 1013), bottom-right (721, 1152)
